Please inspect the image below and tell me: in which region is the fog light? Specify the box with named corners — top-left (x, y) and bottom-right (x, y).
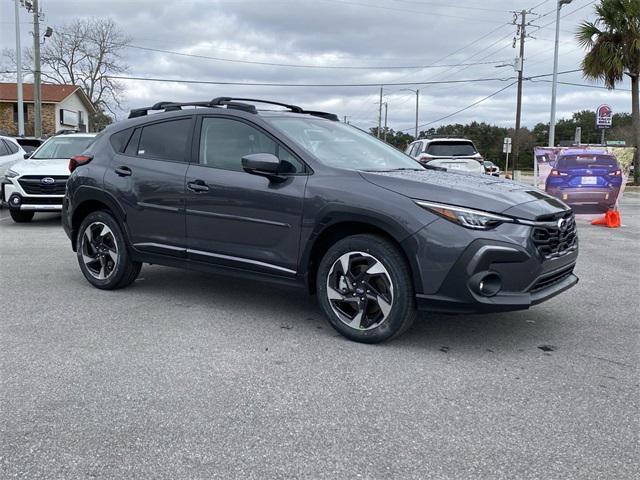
top-left (10, 194), bottom-right (21, 206)
top-left (477, 273), bottom-right (502, 297)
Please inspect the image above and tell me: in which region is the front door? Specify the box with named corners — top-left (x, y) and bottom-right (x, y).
top-left (104, 116), bottom-right (193, 255)
top-left (184, 116), bottom-right (308, 276)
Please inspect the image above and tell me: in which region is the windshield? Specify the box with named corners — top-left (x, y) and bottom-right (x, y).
top-left (426, 141), bottom-right (477, 157)
top-left (264, 117), bottom-right (423, 171)
top-left (556, 154), bottom-right (618, 169)
top-left (32, 136), bottom-right (94, 160)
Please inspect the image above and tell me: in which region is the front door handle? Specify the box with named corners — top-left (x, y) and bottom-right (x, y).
top-left (115, 166), bottom-right (132, 177)
top-left (187, 179), bottom-right (210, 193)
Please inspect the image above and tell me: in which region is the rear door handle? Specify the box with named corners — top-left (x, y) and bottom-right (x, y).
top-left (187, 179), bottom-right (210, 193)
top-left (115, 166), bottom-right (132, 177)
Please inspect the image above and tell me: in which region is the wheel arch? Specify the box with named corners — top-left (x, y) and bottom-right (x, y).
top-left (301, 214), bottom-right (420, 294)
top-left (70, 187), bottom-right (127, 251)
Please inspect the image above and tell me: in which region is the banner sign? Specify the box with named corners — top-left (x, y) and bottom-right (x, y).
top-left (596, 104), bottom-right (613, 129)
top-left (534, 145), bottom-right (633, 218)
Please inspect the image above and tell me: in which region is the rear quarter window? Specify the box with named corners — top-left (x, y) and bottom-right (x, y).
top-left (109, 128), bottom-right (133, 153)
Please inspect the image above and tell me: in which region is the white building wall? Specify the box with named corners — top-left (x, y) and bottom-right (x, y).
top-left (55, 92), bottom-right (92, 132)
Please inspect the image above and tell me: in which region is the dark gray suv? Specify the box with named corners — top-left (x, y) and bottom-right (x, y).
top-left (62, 98), bottom-right (578, 343)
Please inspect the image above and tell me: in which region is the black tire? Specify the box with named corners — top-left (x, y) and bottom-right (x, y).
top-left (316, 234), bottom-right (416, 344)
top-left (10, 210), bottom-right (34, 223)
top-left (76, 210), bottom-right (141, 290)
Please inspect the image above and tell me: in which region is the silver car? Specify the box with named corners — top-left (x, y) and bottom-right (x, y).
top-left (405, 137), bottom-right (484, 174)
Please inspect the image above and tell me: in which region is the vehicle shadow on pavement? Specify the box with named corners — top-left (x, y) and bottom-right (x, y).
top-left (123, 265), bottom-right (556, 354)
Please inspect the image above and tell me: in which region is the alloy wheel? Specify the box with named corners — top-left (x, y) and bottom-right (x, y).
top-left (326, 251), bottom-right (394, 331)
top-left (80, 221), bottom-right (119, 280)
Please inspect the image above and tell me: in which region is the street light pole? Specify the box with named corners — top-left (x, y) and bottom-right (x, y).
top-left (548, 0), bottom-right (573, 147)
top-left (415, 89), bottom-right (419, 139)
top-left (14, 0), bottom-right (24, 136)
top-left (32, 0), bottom-right (42, 139)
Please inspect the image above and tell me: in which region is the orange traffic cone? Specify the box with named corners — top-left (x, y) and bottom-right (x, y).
top-left (591, 208), bottom-right (621, 228)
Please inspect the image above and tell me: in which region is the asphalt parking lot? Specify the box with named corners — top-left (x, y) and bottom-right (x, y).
top-left (1, 193), bottom-right (638, 480)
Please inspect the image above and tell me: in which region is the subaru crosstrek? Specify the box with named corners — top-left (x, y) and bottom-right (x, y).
top-left (545, 149), bottom-right (622, 213)
top-left (2, 132), bottom-right (95, 222)
top-left (62, 98), bottom-right (578, 343)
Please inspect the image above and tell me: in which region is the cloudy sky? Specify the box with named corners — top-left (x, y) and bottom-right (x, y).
top-left (0, 0), bottom-right (632, 132)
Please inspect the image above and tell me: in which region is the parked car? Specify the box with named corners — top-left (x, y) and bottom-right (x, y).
top-left (405, 137), bottom-right (484, 174)
top-left (0, 135), bottom-right (26, 177)
top-left (545, 149), bottom-right (622, 213)
top-left (1, 132), bottom-right (96, 222)
top-left (62, 97), bottom-right (578, 344)
top-left (483, 160), bottom-right (500, 177)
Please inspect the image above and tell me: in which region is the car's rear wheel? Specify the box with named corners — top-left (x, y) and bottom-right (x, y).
top-left (76, 210), bottom-right (141, 290)
top-left (10, 210), bottom-right (34, 223)
top-left (316, 234), bottom-right (416, 343)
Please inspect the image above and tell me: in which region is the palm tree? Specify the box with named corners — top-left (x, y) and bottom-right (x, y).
top-left (576, 0), bottom-right (640, 185)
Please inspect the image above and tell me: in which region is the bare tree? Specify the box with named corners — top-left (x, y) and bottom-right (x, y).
top-left (5, 17), bottom-right (130, 120)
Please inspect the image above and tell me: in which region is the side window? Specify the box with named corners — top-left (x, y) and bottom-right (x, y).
top-left (3, 139), bottom-right (19, 154)
top-left (137, 118), bottom-right (191, 161)
top-left (409, 143), bottom-right (419, 157)
top-left (200, 117), bottom-right (304, 173)
top-left (124, 128), bottom-right (141, 156)
top-left (109, 128), bottom-right (133, 153)
top-left (0, 140), bottom-right (9, 157)
top-left (404, 143), bottom-right (413, 155)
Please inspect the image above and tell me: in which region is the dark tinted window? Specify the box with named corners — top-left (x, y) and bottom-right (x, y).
top-left (200, 117), bottom-right (304, 173)
top-left (556, 154), bottom-right (618, 168)
top-left (4, 139), bottom-right (19, 154)
top-left (110, 128), bottom-right (133, 153)
top-left (426, 141), bottom-right (477, 156)
top-left (0, 140), bottom-right (9, 156)
top-left (137, 118), bottom-right (191, 161)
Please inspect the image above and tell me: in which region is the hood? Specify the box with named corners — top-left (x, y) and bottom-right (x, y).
top-left (10, 159), bottom-right (70, 177)
top-left (360, 169), bottom-right (569, 221)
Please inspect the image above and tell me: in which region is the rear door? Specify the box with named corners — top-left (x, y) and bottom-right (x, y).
top-left (184, 115), bottom-right (308, 276)
top-left (103, 116), bottom-right (194, 255)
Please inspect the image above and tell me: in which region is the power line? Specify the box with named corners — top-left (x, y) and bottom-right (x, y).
top-left (529, 78), bottom-right (631, 91)
top-left (127, 45), bottom-right (510, 70)
top-left (106, 74), bottom-right (518, 88)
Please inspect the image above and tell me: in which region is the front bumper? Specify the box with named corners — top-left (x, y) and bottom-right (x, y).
top-left (402, 218), bottom-right (578, 314)
top-left (1, 178), bottom-right (63, 212)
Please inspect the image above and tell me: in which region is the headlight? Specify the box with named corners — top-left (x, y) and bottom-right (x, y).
top-left (4, 169), bottom-right (19, 179)
top-left (415, 200), bottom-right (514, 230)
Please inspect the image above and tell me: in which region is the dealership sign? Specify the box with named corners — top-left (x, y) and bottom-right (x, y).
top-left (596, 104), bottom-right (613, 129)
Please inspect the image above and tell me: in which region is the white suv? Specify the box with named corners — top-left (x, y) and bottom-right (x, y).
top-left (1, 132), bottom-right (96, 222)
top-left (405, 137), bottom-right (484, 174)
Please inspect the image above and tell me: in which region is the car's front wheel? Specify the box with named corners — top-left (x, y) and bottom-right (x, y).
top-left (10, 210), bottom-right (34, 223)
top-left (316, 234), bottom-right (416, 343)
top-left (76, 210), bottom-right (141, 290)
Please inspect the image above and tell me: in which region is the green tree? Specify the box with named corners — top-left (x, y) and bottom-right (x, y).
top-left (576, 0), bottom-right (640, 184)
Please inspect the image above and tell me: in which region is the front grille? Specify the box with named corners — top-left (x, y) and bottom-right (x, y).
top-left (530, 264), bottom-right (575, 293)
top-left (18, 175), bottom-right (68, 195)
top-left (531, 211), bottom-right (577, 259)
top-left (20, 197), bottom-right (63, 205)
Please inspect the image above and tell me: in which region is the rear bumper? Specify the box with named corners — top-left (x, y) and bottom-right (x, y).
top-left (546, 186), bottom-right (619, 205)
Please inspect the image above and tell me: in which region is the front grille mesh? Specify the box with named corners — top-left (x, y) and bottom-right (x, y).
top-left (531, 211), bottom-right (577, 259)
top-left (530, 264), bottom-right (575, 293)
top-left (18, 175), bottom-right (68, 195)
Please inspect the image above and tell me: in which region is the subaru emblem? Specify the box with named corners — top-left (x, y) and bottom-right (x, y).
top-left (41, 177), bottom-right (55, 185)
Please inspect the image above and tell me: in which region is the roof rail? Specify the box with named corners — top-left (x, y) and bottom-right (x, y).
top-left (128, 97), bottom-right (339, 121)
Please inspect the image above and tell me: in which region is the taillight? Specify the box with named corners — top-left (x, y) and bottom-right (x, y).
top-left (69, 155), bottom-right (93, 173)
top-left (550, 169), bottom-right (568, 177)
top-left (612, 169), bottom-right (622, 176)
top-left (418, 155), bottom-right (430, 163)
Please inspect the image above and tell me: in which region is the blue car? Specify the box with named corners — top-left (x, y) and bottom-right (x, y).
top-left (545, 149), bottom-right (622, 213)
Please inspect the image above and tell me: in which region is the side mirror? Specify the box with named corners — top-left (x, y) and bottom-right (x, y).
top-left (24, 152), bottom-right (32, 159)
top-left (242, 153), bottom-right (285, 182)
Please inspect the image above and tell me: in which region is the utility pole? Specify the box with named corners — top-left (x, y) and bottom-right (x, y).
top-left (383, 102), bottom-right (388, 142)
top-left (14, 0), bottom-right (24, 136)
top-left (512, 9), bottom-right (527, 177)
top-left (377, 86), bottom-right (383, 138)
top-left (414, 89), bottom-right (419, 140)
top-left (548, 0), bottom-right (573, 147)
top-left (32, 0), bottom-right (42, 138)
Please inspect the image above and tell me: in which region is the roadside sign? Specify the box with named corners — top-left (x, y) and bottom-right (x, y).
top-left (503, 137), bottom-right (512, 153)
top-left (596, 104), bottom-right (613, 129)
top-left (607, 140), bottom-right (626, 146)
